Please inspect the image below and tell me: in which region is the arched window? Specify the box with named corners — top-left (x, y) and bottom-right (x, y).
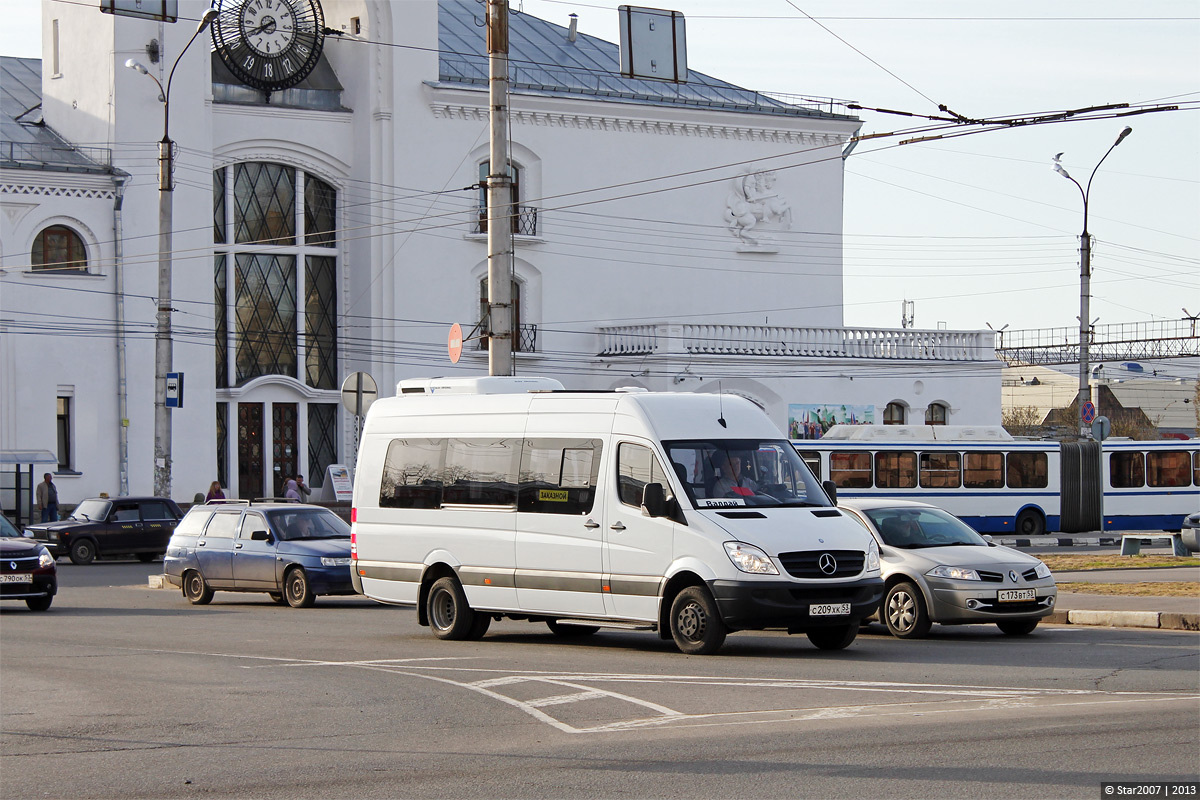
top-left (478, 276), bottom-right (534, 352)
top-left (31, 225), bottom-right (87, 272)
top-left (884, 402), bottom-right (906, 425)
top-left (925, 402), bottom-right (949, 425)
top-left (476, 160), bottom-right (537, 235)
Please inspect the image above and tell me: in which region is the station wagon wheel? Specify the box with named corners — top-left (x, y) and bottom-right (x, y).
top-left (69, 538), bottom-right (96, 565)
top-left (546, 620), bottom-right (600, 637)
top-left (669, 585), bottom-right (727, 655)
top-left (183, 570), bottom-right (214, 605)
top-left (426, 576), bottom-right (479, 640)
top-left (884, 581), bottom-right (931, 638)
top-left (284, 567), bottom-right (315, 608)
top-left (997, 618), bottom-right (1040, 635)
top-left (806, 623), bottom-right (858, 650)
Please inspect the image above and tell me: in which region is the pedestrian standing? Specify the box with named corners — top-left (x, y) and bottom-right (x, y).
top-left (35, 473), bottom-right (59, 523)
top-left (206, 481), bottom-right (225, 502)
top-left (295, 474), bottom-right (312, 500)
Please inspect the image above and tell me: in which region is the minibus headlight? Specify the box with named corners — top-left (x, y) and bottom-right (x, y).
top-left (724, 542), bottom-right (779, 575)
top-left (926, 565), bottom-right (981, 581)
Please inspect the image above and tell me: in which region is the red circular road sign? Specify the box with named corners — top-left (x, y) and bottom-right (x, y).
top-left (448, 323), bottom-right (463, 364)
top-left (1081, 400), bottom-right (1096, 424)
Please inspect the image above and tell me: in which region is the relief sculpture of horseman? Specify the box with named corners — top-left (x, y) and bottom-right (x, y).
top-left (723, 169), bottom-right (793, 247)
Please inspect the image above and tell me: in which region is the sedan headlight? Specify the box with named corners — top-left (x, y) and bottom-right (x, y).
top-left (38, 550), bottom-right (55, 568)
top-left (927, 565), bottom-right (981, 581)
top-left (724, 542), bottom-right (779, 575)
top-left (866, 539), bottom-right (880, 573)
top-left (321, 557), bottom-right (352, 567)
top-left (1032, 561), bottom-right (1052, 580)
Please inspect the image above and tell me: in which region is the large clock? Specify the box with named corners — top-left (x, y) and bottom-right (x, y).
top-left (211, 0), bottom-right (325, 93)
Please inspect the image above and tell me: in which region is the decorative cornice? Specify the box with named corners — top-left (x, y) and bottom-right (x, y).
top-left (0, 183), bottom-right (116, 200)
top-left (428, 102), bottom-right (846, 146)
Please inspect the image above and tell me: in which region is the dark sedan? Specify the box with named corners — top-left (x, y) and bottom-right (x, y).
top-left (1, 532), bottom-right (57, 611)
top-left (27, 496), bottom-right (184, 565)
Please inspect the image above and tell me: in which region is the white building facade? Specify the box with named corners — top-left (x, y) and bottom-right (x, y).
top-left (1, 0), bottom-right (1000, 510)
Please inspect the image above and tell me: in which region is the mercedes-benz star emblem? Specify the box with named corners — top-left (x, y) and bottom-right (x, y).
top-left (818, 553), bottom-right (837, 575)
top-left (1008, 570), bottom-right (1019, 583)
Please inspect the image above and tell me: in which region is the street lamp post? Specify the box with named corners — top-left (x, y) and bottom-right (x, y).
top-left (127, 8), bottom-right (218, 499)
top-left (1052, 126), bottom-right (1132, 438)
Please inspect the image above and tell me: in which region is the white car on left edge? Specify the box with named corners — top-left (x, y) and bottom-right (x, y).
top-left (838, 498), bottom-right (1057, 639)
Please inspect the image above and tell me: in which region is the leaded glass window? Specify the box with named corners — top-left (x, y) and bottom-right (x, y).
top-left (214, 168), bottom-right (226, 244)
top-left (234, 162), bottom-right (295, 245)
top-left (305, 256), bottom-right (337, 389)
top-left (216, 402), bottom-right (229, 490)
top-left (304, 175), bottom-right (336, 247)
top-left (307, 403), bottom-right (337, 488)
top-left (235, 253), bottom-right (297, 384)
top-left (215, 255), bottom-right (228, 387)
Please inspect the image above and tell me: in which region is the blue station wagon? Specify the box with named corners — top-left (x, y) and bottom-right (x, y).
top-left (163, 501), bottom-right (354, 608)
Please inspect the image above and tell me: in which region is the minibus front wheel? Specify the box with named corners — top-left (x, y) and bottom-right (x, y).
top-left (669, 585), bottom-right (727, 655)
top-left (427, 576), bottom-right (490, 640)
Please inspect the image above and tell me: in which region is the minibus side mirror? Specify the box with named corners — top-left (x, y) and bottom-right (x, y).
top-left (822, 480), bottom-right (838, 505)
top-left (641, 483), bottom-right (667, 518)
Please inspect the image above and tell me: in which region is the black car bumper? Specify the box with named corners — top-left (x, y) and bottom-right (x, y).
top-left (0, 572), bottom-right (57, 601)
top-left (710, 576), bottom-right (884, 632)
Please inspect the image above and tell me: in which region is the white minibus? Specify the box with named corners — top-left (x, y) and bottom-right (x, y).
top-left (351, 377), bottom-right (883, 654)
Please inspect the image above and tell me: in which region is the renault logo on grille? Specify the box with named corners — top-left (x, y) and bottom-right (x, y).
top-left (818, 553), bottom-right (837, 575)
top-left (1008, 570), bottom-right (1019, 583)
top-left (9, 561), bottom-right (15, 570)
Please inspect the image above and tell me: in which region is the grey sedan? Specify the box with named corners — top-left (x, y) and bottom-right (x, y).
top-left (838, 499), bottom-right (1057, 638)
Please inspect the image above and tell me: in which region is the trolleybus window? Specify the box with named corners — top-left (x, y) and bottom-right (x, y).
top-left (963, 451), bottom-right (1004, 488)
top-left (1006, 452), bottom-right (1048, 488)
top-left (919, 452), bottom-right (961, 488)
top-left (875, 451), bottom-right (917, 488)
top-left (1110, 452), bottom-right (1146, 488)
top-left (830, 451), bottom-right (872, 488)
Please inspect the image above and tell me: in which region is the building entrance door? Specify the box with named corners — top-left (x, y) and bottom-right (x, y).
top-left (272, 403), bottom-right (298, 497)
top-left (237, 403), bottom-right (264, 500)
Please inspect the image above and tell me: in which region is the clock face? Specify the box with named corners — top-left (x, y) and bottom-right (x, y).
top-left (212, 0), bottom-right (325, 93)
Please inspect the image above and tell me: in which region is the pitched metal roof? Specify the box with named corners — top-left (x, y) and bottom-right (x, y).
top-left (0, 57), bottom-right (111, 173)
top-left (437, 0), bottom-right (855, 120)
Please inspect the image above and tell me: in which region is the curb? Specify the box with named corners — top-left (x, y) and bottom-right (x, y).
top-left (997, 536), bottom-right (1123, 548)
top-left (1045, 609), bottom-right (1200, 631)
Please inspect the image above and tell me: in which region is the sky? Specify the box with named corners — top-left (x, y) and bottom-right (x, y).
top-left (3, 0), bottom-right (1198, 338)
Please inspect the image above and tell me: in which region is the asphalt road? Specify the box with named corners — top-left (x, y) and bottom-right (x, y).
top-left (2, 561), bottom-right (1198, 799)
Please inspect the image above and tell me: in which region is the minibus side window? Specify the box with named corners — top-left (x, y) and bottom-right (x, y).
top-left (1110, 452), bottom-right (1145, 488)
top-left (829, 451), bottom-right (872, 488)
top-left (963, 451), bottom-right (1003, 488)
top-left (380, 438), bottom-right (445, 509)
top-left (443, 438), bottom-right (519, 505)
top-left (1006, 451), bottom-right (1048, 488)
top-left (874, 451), bottom-right (917, 488)
top-left (919, 452), bottom-right (961, 489)
top-left (617, 443), bottom-right (673, 508)
top-left (518, 438), bottom-right (603, 514)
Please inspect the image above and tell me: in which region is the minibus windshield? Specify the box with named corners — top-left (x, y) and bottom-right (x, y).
top-left (663, 439), bottom-right (832, 509)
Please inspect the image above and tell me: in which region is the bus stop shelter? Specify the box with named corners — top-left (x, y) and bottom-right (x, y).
top-left (2, 450), bottom-right (59, 526)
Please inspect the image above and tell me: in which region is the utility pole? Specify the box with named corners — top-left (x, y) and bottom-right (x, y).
top-left (486, 0), bottom-right (514, 375)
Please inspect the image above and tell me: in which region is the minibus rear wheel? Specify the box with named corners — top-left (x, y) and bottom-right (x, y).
top-left (428, 576), bottom-right (482, 640)
top-left (669, 586), bottom-right (727, 655)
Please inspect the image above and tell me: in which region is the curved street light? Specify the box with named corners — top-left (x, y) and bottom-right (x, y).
top-left (1053, 126), bottom-right (1132, 438)
top-left (125, 7), bottom-right (218, 499)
